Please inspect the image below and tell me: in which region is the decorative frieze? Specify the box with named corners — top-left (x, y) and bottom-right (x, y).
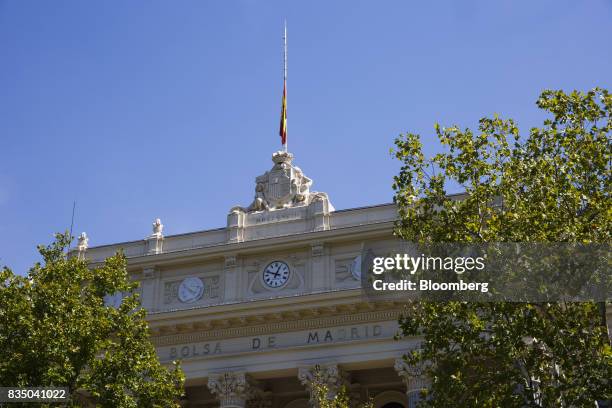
top-left (151, 302), bottom-right (404, 346)
top-left (335, 258), bottom-right (355, 283)
top-left (163, 276), bottom-right (220, 304)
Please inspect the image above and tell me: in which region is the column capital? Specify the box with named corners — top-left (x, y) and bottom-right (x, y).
top-left (394, 357), bottom-right (431, 393)
top-left (207, 372), bottom-right (257, 408)
top-left (311, 242), bottom-right (325, 257)
top-left (224, 255), bottom-right (238, 269)
top-left (298, 364), bottom-right (350, 405)
top-left (142, 266), bottom-right (159, 279)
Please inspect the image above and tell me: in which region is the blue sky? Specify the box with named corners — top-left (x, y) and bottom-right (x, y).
top-left (1, 0), bottom-right (611, 274)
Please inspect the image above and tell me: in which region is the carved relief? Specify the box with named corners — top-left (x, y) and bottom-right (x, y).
top-left (234, 151), bottom-right (328, 213)
top-left (164, 275), bottom-right (220, 304)
top-left (335, 257), bottom-right (360, 283)
top-left (226, 151), bottom-right (335, 242)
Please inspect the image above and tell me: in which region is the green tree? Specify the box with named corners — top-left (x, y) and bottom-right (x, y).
top-left (309, 366), bottom-right (373, 408)
top-left (392, 88), bottom-right (611, 407)
top-left (0, 233), bottom-right (185, 407)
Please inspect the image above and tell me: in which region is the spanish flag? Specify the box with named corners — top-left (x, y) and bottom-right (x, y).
top-left (279, 79), bottom-right (287, 145)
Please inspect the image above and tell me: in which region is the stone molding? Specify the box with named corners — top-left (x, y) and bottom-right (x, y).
top-left (151, 302), bottom-right (405, 346)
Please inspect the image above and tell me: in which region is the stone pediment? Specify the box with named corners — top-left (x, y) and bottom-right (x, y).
top-left (227, 151), bottom-right (334, 243)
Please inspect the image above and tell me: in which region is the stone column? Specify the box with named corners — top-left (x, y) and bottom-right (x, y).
top-left (207, 372), bottom-right (256, 408)
top-left (223, 255), bottom-right (240, 302)
top-left (298, 364), bottom-right (350, 406)
top-left (394, 358), bottom-right (430, 399)
top-left (139, 266), bottom-right (159, 312)
top-left (310, 242), bottom-right (328, 291)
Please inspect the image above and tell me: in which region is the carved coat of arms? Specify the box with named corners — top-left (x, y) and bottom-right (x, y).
top-left (246, 151), bottom-right (312, 211)
top-left (265, 168), bottom-right (292, 206)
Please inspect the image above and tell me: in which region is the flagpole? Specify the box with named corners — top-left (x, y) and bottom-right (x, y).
top-left (283, 20), bottom-right (287, 153)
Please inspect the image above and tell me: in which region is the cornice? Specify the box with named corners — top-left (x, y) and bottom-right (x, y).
top-left (150, 300), bottom-right (407, 347)
top-left (112, 221), bottom-right (395, 270)
top-left (147, 289), bottom-right (365, 325)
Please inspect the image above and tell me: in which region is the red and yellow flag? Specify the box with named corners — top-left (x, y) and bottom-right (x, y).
top-left (279, 79), bottom-right (287, 145)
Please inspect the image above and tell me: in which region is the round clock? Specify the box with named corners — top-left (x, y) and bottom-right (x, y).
top-left (178, 277), bottom-right (204, 303)
top-left (262, 261), bottom-right (290, 288)
top-left (104, 292), bottom-right (123, 308)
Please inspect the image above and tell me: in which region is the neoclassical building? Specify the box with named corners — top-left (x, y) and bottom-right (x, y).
top-left (77, 150), bottom-right (426, 408)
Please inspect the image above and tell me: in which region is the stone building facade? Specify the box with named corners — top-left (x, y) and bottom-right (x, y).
top-left (78, 151), bottom-right (425, 408)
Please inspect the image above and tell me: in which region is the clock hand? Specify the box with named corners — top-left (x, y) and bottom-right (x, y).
top-left (184, 285), bottom-right (198, 297)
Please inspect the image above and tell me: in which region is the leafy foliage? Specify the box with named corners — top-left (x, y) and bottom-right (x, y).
top-left (392, 89), bottom-right (611, 407)
top-left (309, 367), bottom-right (373, 408)
top-left (0, 233), bottom-right (185, 407)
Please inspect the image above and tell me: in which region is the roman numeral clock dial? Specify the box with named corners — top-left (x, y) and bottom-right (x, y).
top-left (262, 261), bottom-right (290, 288)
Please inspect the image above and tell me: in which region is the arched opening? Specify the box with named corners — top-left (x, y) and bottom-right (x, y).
top-left (381, 403), bottom-right (405, 408)
top-left (284, 398), bottom-right (309, 408)
top-left (373, 390), bottom-right (407, 408)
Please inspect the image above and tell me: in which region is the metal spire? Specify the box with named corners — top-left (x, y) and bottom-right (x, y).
top-left (283, 20), bottom-right (288, 152)
top-left (283, 20), bottom-right (287, 82)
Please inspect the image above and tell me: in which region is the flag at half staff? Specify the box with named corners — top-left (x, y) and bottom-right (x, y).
top-left (279, 21), bottom-right (288, 148)
top-left (279, 79), bottom-right (287, 145)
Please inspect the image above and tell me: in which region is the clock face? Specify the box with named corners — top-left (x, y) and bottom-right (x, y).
top-left (104, 292), bottom-right (123, 308)
top-left (178, 277), bottom-right (204, 303)
top-left (262, 261), bottom-right (290, 288)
